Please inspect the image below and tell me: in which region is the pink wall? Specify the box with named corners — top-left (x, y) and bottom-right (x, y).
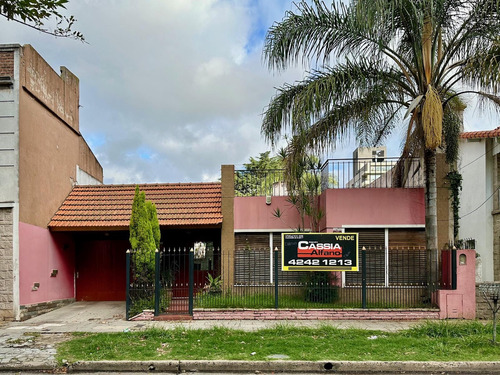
top-left (320, 188), bottom-right (425, 230)
top-left (434, 249), bottom-right (476, 319)
top-left (19, 222), bottom-right (75, 305)
top-left (234, 189), bottom-right (425, 231)
top-left (234, 196), bottom-right (306, 231)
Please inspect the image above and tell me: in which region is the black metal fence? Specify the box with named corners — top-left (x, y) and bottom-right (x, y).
top-left (126, 245), bottom-right (450, 319)
top-left (234, 158), bottom-right (424, 197)
top-left (320, 157), bottom-right (424, 189)
top-left (197, 246), bottom-right (441, 310)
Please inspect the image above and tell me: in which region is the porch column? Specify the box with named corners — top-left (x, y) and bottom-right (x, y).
top-left (221, 165), bottom-right (235, 289)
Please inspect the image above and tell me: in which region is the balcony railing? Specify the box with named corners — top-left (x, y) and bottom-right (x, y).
top-left (320, 157), bottom-right (424, 190)
top-left (234, 157), bottom-right (424, 197)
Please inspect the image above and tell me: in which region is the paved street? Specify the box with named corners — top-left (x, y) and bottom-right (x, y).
top-left (161, 374), bottom-right (499, 375)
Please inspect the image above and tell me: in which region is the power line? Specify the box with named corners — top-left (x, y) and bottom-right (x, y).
top-left (459, 186), bottom-right (500, 219)
top-left (458, 140), bottom-right (500, 172)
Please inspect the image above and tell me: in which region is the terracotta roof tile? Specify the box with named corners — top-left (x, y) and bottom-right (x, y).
top-left (461, 126), bottom-right (500, 139)
top-left (49, 183), bottom-right (223, 230)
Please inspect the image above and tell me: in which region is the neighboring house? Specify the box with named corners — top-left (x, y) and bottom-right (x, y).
top-left (48, 183), bottom-right (226, 301)
top-left (0, 44), bottom-right (102, 321)
top-left (459, 127), bottom-right (500, 282)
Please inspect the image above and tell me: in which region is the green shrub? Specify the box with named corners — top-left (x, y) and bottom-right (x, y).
top-left (302, 272), bottom-right (339, 303)
top-left (129, 186), bottom-right (160, 282)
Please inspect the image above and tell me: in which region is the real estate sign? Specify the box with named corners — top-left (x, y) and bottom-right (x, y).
top-left (282, 233), bottom-right (358, 271)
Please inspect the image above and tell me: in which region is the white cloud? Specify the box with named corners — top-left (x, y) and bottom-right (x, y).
top-left (1, 0), bottom-right (497, 185)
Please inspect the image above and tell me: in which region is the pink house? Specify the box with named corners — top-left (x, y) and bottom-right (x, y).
top-left (233, 151), bottom-right (426, 268)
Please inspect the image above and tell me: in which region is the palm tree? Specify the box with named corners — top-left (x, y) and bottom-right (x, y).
top-left (262, 0), bottom-right (500, 263)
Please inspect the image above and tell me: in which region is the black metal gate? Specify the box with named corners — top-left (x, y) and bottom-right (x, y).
top-left (126, 247), bottom-right (219, 319)
top-left (157, 248), bottom-right (191, 315)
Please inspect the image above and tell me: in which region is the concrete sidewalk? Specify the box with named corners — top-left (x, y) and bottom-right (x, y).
top-left (4, 301), bottom-right (420, 333)
top-left (0, 302), bottom-right (498, 373)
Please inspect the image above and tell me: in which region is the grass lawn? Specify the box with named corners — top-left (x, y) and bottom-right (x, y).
top-left (194, 292), bottom-right (425, 309)
top-left (56, 321), bottom-right (500, 363)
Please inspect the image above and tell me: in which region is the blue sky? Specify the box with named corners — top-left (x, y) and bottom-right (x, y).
top-left (0, 0), bottom-right (498, 183)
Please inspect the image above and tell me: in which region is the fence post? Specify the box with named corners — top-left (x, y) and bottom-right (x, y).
top-left (361, 247), bottom-right (367, 309)
top-left (451, 247), bottom-right (457, 290)
top-left (274, 247), bottom-right (279, 309)
top-left (154, 249), bottom-right (160, 316)
top-left (126, 250), bottom-right (131, 321)
top-left (189, 248), bottom-right (194, 316)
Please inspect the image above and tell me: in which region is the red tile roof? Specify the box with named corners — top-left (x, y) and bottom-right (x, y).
top-left (49, 183), bottom-right (222, 231)
top-left (461, 126), bottom-right (500, 139)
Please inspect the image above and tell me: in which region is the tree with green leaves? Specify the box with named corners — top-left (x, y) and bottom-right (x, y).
top-left (129, 186), bottom-right (160, 281)
top-left (263, 0), bottom-right (500, 261)
top-left (275, 151), bottom-right (324, 232)
top-left (0, 0), bottom-right (83, 40)
top-left (235, 151), bottom-right (285, 196)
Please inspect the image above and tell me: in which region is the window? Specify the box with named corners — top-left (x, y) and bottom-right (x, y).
top-left (234, 232), bottom-right (301, 284)
top-left (344, 228), bottom-right (426, 286)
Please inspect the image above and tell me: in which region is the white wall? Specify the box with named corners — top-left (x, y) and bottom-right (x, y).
top-left (458, 138), bottom-right (497, 281)
top-left (76, 165), bottom-right (102, 186)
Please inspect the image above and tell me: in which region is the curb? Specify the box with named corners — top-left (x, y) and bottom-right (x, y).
top-left (64, 360), bottom-right (500, 373)
top-left (0, 362), bottom-right (56, 372)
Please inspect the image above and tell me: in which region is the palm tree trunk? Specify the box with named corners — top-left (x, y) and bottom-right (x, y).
top-left (424, 148), bottom-right (439, 291)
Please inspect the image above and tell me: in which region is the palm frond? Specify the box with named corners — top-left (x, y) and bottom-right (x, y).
top-left (262, 58), bottom-right (411, 146)
top-left (263, 0), bottom-right (500, 168)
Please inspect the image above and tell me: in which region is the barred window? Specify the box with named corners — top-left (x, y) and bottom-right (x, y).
top-left (345, 228), bottom-right (426, 286)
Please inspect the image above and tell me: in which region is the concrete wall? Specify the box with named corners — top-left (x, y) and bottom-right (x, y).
top-left (476, 284), bottom-right (494, 320)
top-left (18, 222), bottom-right (75, 306)
top-left (18, 45), bottom-right (103, 228)
top-left (194, 309), bottom-right (439, 320)
top-left (320, 188), bottom-right (425, 230)
top-left (76, 165), bottom-right (102, 186)
top-left (20, 46), bottom-right (79, 133)
top-left (234, 196), bottom-right (305, 231)
top-left (434, 249), bottom-right (476, 319)
top-left (0, 45), bottom-right (21, 321)
top-left (221, 165), bottom-right (235, 288)
top-left (0, 45), bottom-right (20, 205)
top-left (78, 138), bottom-right (103, 184)
top-left (0, 208), bottom-right (15, 321)
top-left (459, 139), bottom-right (496, 281)
top-left (234, 188), bottom-right (425, 233)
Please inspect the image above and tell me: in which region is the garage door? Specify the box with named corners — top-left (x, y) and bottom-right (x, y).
top-left (76, 240), bottom-right (128, 301)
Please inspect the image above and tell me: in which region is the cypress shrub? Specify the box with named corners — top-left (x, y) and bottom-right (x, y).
top-left (129, 186), bottom-right (159, 282)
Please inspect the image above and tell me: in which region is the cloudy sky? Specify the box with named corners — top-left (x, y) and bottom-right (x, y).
top-left (1, 0), bottom-right (498, 184)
